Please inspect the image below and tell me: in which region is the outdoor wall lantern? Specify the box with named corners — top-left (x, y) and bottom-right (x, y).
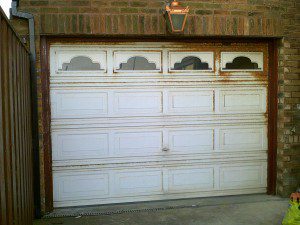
top-left (165, 0), bottom-right (189, 33)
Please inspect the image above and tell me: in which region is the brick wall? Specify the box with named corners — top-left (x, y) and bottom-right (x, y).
top-left (11, 0), bottom-right (299, 213)
top-left (16, 0), bottom-right (284, 36)
top-left (275, 0), bottom-right (299, 197)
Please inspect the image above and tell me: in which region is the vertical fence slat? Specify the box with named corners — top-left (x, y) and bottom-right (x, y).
top-left (27, 53), bottom-right (33, 223)
top-left (0, 16), bottom-right (8, 225)
top-left (12, 34), bottom-right (20, 225)
top-left (8, 28), bottom-right (18, 225)
top-left (0, 8), bottom-right (34, 225)
top-left (23, 50), bottom-right (29, 223)
top-left (3, 15), bottom-right (14, 225)
top-left (21, 48), bottom-right (28, 224)
top-left (19, 42), bottom-right (25, 224)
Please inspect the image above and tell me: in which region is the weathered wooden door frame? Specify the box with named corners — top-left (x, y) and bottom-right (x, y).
top-left (39, 36), bottom-right (278, 214)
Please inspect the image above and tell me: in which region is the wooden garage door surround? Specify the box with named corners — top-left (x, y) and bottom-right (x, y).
top-left (40, 37), bottom-right (278, 212)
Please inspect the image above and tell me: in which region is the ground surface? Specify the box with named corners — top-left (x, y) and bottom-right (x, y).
top-left (34, 194), bottom-right (288, 225)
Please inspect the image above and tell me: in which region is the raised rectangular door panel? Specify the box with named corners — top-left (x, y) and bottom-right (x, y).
top-left (168, 167), bottom-right (214, 192)
top-left (113, 131), bottom-right (163, 156)
top-left (114, 91), bottom-right (163, 115)
top-left (51, 90), bottom-right (108, 119)
top-left (168, 91), bottom-right (214, 114)
top-left (218, 126), bottom-right (267, 152)
top-left (53, 171), bottom-right (109, 202)
top-left (219, 89), bottom-right (266, 113)
top-left (219, 163), bottom-right (267, 189)
top-left (52, 131), bottom-right (109, 160)
top-left (113, 169), bottom-right (163, 196)
top-left (168, 129), bottom-right (214, 154)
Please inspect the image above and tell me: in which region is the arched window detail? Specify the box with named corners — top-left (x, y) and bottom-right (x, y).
top-left (114, 51), bottom-right (162, 72)
top-left (119, 56), bottom-right (158, 70)
top-left (172, 56), bottom-right (211, 70)
top-left (169, 52), bottom-right (214, 72)
top-left (223, 56), bottom-right (260, 70)
top-left (221, 52), bottom-right (263, 71)
top-left (61, 56), bottom-right (101, 71)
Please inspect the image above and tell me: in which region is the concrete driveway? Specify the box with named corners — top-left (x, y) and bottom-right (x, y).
top-left (34, 194), bottom-right (288, 225)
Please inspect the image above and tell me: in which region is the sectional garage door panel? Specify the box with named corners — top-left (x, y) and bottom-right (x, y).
top-left (52, 124), bottom-right (267, 163)
top-left (50, 87), bottom-right (266, 119)
top-left (53, 162), bottom-right (267, 207)
top-left (50, 43), bottom-right (269, 207)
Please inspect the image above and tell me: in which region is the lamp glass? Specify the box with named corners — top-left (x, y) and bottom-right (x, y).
top-left (170, 13), bottom-right (186, 31)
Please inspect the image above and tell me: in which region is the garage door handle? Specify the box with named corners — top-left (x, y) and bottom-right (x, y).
top-left (162, 147), bottom-right (170, 152)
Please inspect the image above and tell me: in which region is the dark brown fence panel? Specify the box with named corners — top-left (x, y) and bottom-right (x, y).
top-left (0, 7), bottom-right (34, 225)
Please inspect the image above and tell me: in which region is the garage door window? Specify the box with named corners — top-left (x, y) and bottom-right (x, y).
top-left (51, 48), bottom-right (107, 75)
top-left (119, 56), bottom-right (157, 70)
top-left (114, 51), bottom-right (162, 72)
top-left (169, 52), bottom-right (214, 72)
top-left (62, 56), bottom-right (102, 71)
top-left (221, 52), bottom-right (263, 71)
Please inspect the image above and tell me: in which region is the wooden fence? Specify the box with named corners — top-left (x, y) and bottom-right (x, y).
top-left (0, 7), bottom-right (34, 225)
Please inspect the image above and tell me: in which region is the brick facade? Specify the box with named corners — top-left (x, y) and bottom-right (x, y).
top-left (11, 0), bottom-right (299, 214)
top-left (16, 0), bottom-right (285, 36)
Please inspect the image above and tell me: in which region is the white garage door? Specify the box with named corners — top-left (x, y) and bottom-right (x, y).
top-left (50, 42), bottom-right (268, 207)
